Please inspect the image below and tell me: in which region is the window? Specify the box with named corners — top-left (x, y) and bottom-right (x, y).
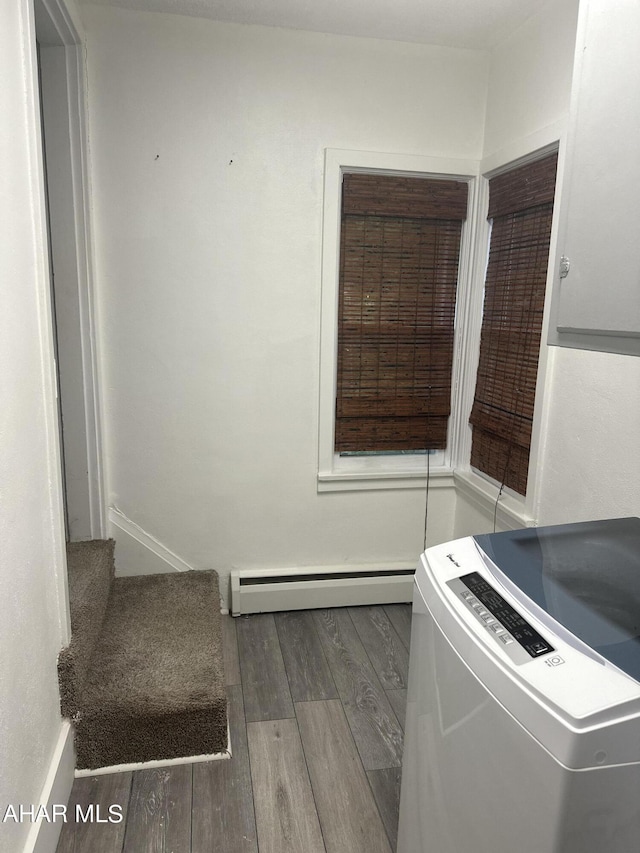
top-left (318, 149), bottom-right (478, 491)
top-left (335, 173), bottom-right (468, 456)
top-left (469, 151), bottom-right (558, 496)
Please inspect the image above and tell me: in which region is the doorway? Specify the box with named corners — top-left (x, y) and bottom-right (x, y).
top-left (34, 0), bottom-right (105, 541)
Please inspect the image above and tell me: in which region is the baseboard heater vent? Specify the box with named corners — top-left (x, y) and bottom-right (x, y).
top-left (230, 564), bottom-right (415, 616)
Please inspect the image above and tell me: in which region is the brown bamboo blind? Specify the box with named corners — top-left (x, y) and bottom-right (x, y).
top-left (335, 173), bottom-right (468, 453)
top-left (469, 152), bottom-right (558, 495)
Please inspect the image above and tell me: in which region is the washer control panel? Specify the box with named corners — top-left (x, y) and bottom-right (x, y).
top-left (448, 572), bottom-right (554, 665)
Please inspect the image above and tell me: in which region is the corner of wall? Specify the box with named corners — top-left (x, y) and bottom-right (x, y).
top-left (481, 0), bottom-right (579, 168)
top-left (22, 722), bottom-right (75, 853)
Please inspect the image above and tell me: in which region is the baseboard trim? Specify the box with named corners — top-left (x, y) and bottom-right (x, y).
top-left (108, 506), bottom-right (195, 576)
top-left (23, 721), bottom-right (75, 853)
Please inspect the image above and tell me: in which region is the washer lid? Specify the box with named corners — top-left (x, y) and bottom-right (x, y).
top-left (474, 518), bottom-right (640, 684)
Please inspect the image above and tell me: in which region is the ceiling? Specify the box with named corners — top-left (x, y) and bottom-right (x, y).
top-left (80, 0), bottom-right (544, 50)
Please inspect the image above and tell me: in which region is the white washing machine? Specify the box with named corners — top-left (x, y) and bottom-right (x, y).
top-left (397, 517), bottom-right (640, 853)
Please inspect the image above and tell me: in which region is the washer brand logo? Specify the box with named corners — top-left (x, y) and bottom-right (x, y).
top-left (446, 553), bottom-right (461, 568)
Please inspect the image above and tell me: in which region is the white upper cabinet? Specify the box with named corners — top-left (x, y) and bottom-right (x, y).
top-left (550, 0), bottom-right (640, 356)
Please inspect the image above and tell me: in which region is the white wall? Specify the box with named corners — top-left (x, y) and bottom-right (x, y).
top-left (482, 0), bottom-right (580, 165)
top-left (536, 349), bottom-right (640, 524)
top-left (84, 5), bottom-right (488, 604)
top-left (455, 0), bottom-right (580, 538)
top-left (86, 0), bottom-right (629, 598)
top-left (0, 1), bottom-right (71, 850)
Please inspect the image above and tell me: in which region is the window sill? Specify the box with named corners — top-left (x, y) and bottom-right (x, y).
top-left (453, 469), bottom-right (536, 530)
top-left (318, 467), bottom-right (455, 493)
top-left (317, 466), bottom-right (537, 536)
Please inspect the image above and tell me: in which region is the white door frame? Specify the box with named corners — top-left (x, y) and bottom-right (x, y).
top-left (35, 0), bottom-right (106, 539)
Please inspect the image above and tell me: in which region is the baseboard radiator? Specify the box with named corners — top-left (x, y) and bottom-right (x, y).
top-left (230, 563), bottom-right (415, 616)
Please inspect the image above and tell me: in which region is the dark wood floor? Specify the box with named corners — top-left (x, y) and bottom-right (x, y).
top-left (56, 603), bottom-right (411, 853)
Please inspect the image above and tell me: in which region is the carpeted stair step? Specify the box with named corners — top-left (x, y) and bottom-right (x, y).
top-left (58, 540), bottom-right (115, 719)
top-left (75, 571), bottom-right (227, 769)
top-left (58, 541), bottom-right (227, 771)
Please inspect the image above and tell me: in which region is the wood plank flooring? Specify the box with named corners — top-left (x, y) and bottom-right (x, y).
top-left (312, 608), bottom-right (404, 771)
top-left (247, 718), bottom-right (325, 853)
top-left (56, 604), bottom-right (410, 853)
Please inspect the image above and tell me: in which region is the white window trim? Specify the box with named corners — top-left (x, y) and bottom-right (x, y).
top-left (317, 148), bottom-right (480, 493)
top-left (453, 134), bottom-right (565, 525)
top-left (446, 172), bottom-right (489, 482)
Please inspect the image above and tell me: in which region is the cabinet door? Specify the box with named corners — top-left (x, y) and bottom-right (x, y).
top-left (551, 0), bottom-right (640, 355)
